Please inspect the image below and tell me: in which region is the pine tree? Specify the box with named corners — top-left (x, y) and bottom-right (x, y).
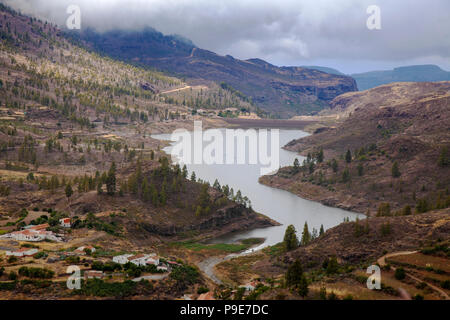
top-left (392, 161), bottom-right (401, 178)
top-left (106, 162), bottom-right (116, 195)
top-left (97, 181), bottom-right (103, 195)
top-left (150, 184), bottom-right (158, 206)
top-left (377, 202), bottom-right (391, 216)
top-left (326, 256), bottom-right (339, 275)
top-left (182, 165), bottom-right (188, 178)
top-left (190, 171), bottom-right (196, 182)
top-left (142, 179), bottom-right (150, 202)
top-left (319, 224), bottom-right (325, 236)
top-left (301, 222), bottom-right (311, 246)
top-left (357, 163), bottom-right (364, 176)
top-left (285, 259), bottom-right (303, 288)
top-left (342, 168), bottom-right (350, 183)
top-left (65, 183), bottom-right (73, 199)
top-left (345, 149), bottom-right (352, 163)
top-left (438, 146), bottom-right (449, 167)
top-left (213, 179), bottom-right (221, 190)
top-left (317, 148), bottom-right (324, 163)
top-left (331, 158), bottom-right (338, 173)
top-left (195, 205), bottom-right (202, 217)
top-left (283, 225), bottom-right (299, 251)
top-left (298, 274), bottom-right (309, 298)
top-left (197, 184), bottom-right (211, 210)
top-left (293, 158), bottom-right (300, 172)
top-left (160, 179), bottom-right (167, 206)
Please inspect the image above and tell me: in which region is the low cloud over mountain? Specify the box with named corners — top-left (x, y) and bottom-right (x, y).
top-left (4, 0), bottom-right (450, 73)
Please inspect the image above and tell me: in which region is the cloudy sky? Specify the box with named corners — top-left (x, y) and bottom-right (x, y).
top-left (3, 0), bottom-right (450, 73)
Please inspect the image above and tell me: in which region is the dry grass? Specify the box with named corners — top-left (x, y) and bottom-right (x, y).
top-left (388, 253), bottom-right (450, 273)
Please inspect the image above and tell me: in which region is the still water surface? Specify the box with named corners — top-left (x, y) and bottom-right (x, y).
top-left (153, 128), bottom-right (362, 251)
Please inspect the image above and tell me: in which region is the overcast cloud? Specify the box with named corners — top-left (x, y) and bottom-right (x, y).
top-left (3, 0), bottom-right (450, 73)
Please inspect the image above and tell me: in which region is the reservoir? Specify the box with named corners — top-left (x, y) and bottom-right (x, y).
top-left (153, 128), bottom-right (363, 251)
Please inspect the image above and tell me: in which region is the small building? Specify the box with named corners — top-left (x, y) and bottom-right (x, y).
top-left (112, 254), bottom-right (133, 265)
top-left (157, 265), bottom-right (168, 272)
top-left (7, 229), bottom-right (45, 242)
top-left (240, 281), bottom-right (258, 291)
top-left (6, 248), bottom-right (39, 257)
top-left (59, 218), bottom-right (71, 228)
top-left (146, 256), bottom-right (160, 266)
top-left (128, 254), bottom-right (148, 266)
top-left (84, 270), bottom-right (104, 280)
top-left (113, 253), bottom-right (158, 266)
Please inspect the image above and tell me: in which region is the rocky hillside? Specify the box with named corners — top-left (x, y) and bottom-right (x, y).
top-left (215, 209), bottom-right (449, 300)
top-left (285, 210), bottom-right (450, 265)
top-left (0, 4), bottom-right (271, 238)
top-left (263, 82), bottom-right (450, 213)
top-left (70, 28), bottom-right (358, 118)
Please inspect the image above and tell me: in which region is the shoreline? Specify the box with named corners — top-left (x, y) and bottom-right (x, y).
top-left (258, 174), bottom-right (368, 215)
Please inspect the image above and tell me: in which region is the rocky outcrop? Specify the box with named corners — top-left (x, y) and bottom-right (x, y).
top-left (140, 204), bottom-right (277, 238)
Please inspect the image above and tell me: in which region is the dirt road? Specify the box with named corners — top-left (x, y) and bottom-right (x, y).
top-left (377, 251), bottom-right (449, 300)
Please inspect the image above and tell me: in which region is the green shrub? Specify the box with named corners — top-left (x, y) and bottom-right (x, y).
top-left (8, 271), bottom-right (17, 281)
top-left (34, 251), bottom-right (48, 259)
top-left (76, 279), bottom-right (137, 298)
top-left (170, 264), bottom-right (200, 286)
top-left (197, 287), bottom-right (209, 294)
top-left (394, 267), bottom-right (406, 280)
top-left (7, 256), bottom-right (18, 264)
top-left (441, 280), bottom-right (450, 290)
top-left (18, 266), bottom-right (54, 279)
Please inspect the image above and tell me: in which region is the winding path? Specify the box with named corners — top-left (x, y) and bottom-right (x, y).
top-left (160, 85), bottom-right (192, 95)
top-left (377, 251), bottom-right (449, 300)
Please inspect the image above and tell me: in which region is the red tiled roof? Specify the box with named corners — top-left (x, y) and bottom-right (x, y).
top-left (128, 254), bottom-right (146, 261)
top-left (15, 230), bottom-right (36, 236)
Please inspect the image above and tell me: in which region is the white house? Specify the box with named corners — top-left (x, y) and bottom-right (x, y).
top-left (6, 248), bottom-right (39, 257)
top-left (1, 223), bottom-right (62, 243)
top-left (240, 281), bottom-right (258, 291)
top-left (84, 270), bottom-right (104, 280)
top-left (146, 256), bottom-right (160, 266)
top-left (6, 229), bottom-right (45, 242)
top-left (59, 218), bottom-right (71, 228)
top-left (128, 254), bottom-right (148, 266)
top-left (157, 265), bottom-right (168, 272)
top-left (112, 254), bottom-right (133, 265)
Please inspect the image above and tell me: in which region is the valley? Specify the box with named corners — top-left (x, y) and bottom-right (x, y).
top-left (0, 2), bottom-right (448, 302)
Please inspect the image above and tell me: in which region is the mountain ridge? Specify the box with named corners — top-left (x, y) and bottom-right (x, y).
top-left (352, 64), bottom-right (450, 90)
top-left (68, 28), bottom-right (358, 118)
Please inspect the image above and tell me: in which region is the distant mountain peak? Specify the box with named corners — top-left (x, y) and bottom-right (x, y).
top-left (71, 28), bottom-right (357, 117)
top-left (352, 64), bottom-right (450, 91)
top-left (393, 64), bottom-right (444, 72)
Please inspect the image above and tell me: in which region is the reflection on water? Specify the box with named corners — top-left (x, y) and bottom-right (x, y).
top-left (153, 128), bottom-right (363, 250)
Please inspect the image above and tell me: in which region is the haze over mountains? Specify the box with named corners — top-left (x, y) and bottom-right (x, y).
top-left (351, 65), bottom-right (450, 91)
top-left (306, 65), bottom-right (450, 91)
top-left (69, 28), bottom-right (358, 118)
